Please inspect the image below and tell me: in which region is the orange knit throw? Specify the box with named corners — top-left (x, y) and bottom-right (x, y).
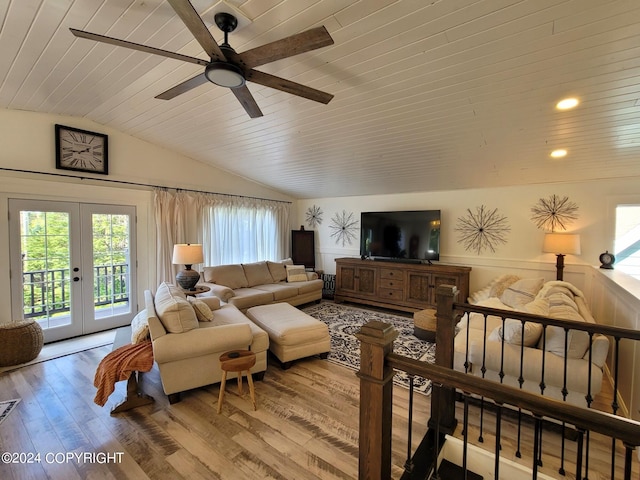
top-left (93, 340), bottom-right (154, 407)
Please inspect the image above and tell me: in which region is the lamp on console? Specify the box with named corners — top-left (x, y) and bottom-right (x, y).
top-left (172, 243), bottom-right (204, 290)
top-left (543, 233), bottom-right (581, 281)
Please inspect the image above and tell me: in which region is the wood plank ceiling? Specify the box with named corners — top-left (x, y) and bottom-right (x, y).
top-left (1, 0), bottom-right (640, 199)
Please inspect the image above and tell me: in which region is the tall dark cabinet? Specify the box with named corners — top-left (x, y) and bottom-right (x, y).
top-left (291, 228), bottom-right (315, 270)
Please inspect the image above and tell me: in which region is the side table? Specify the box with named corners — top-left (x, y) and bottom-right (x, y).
top-left (182, 285), bottom-right (210, 297)
top-left (217, 350), bottom-right (257, 414)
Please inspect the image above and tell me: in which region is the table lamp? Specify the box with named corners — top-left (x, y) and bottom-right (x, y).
top-left (543, 233), bottom-right (581, 281)
top-left (172, 243), bottom-right (204, 290)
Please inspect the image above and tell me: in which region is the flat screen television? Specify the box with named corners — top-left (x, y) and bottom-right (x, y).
top-left (360, 210), bottom-right (441, 263)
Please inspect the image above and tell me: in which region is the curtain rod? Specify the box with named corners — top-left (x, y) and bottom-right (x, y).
top-left (0, 167), bottom-right (292, 205)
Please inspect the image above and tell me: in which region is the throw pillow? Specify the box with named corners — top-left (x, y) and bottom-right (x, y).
top-left (199, 296), bottom-right (221, 311)
top-left (468, 274), bottom-right (521, 304)
top-left (489, 319), bottom-right (543, 347)
top-left (154, 282), bottom-right (199, 333)
top-left (267, 260), bottom-right (288, 282)
top-left (500, 277), bottom-right (544, 310)
top-left (202, 264), bottom-right (249, 289)
top-left (188, 297), bottom-right (214, 322)
top-left (130, 309), bottom-right (150, 344)
top-left (242, 261), bottom-right (274, 286)
top-left (286, 264), bottom-right (308, 282)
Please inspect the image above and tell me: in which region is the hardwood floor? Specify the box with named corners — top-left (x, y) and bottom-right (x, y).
top-left (0, 345), bottom-right (636, 479)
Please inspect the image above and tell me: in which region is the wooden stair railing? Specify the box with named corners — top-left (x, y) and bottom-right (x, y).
top-left (356, 293), bottom-right (640, 479)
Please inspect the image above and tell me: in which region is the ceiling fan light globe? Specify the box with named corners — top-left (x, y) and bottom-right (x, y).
top-left (205, 62), bottom-right (245, 88)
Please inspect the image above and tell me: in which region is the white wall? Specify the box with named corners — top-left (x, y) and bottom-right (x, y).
top-left (0, 108), bottom-right (293, 324)
top-left (295, 180), bottom-right (640, 292)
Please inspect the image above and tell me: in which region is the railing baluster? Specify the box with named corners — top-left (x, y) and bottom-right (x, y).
top-left (576, 428), bottom-right (584, 480)
top-left (494, 403), bottom-right (502, 480)
top-left (611, 336), bottom-right (621, 480)
top-left (403, 374), bottom-right (414, 477)
top-left (463, 393), bottom-right (469, 480)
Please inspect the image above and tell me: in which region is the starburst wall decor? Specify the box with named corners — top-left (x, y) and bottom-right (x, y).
top-left (530, 194), bottom-right (579, 232)
top-left (305, 205), bottom-right (323, 228)
top-left (329, 210), bottom-right (359, 246)
top-left (456, 205), bottom-right (510, 254)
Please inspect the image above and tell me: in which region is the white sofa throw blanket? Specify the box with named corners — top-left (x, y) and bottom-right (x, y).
top-left (455, 277), bottom-right (610, 405)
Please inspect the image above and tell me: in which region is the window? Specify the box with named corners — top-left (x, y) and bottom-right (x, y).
top-left (204, 203), bottom-right (287, 265)
top-left (614, 205), bottom-right (640, 280)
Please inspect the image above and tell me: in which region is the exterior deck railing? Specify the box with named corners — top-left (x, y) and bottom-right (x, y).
top-left (22, 264), bottom-right (129, 318)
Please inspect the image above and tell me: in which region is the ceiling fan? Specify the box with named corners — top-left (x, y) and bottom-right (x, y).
top-left (70, 0), bottom-right (334, 118)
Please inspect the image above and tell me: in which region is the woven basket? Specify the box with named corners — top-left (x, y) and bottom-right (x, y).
top-left (0, 319), bottom-right (44, 367)
top-left (413, 308), bottom-right (437, 342)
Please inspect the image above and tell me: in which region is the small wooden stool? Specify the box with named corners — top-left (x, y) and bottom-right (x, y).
top-left (217, 350), bottom-right (257, 414)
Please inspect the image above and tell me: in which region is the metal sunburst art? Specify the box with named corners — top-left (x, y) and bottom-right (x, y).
top-left (305, 205), bottom-right (323, 228)
top-left (329, 210), bottom-right (359, 246)
top-left (530, 194), bottom-right (579, 231)
top-left (456, 205), bottom-right (510, 254)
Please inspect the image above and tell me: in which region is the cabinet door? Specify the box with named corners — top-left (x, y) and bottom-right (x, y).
top-left (356, 266), bottom-right (377, 296)
top-left (336, 264), bottom-right (357, 293)
top-left (430, 273), bottom-right (462, 303)
top-left (406, 271), bottom-right (431, 305)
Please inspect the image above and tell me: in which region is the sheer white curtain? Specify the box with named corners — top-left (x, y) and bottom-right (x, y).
top-left (154, 188), bottom-right (291, 285)
top-left (202, 197), bottom-right (290, 265)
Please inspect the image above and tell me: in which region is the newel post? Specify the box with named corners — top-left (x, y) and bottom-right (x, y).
top-left (428, 284), bottom-right (459, 434)
top-left (355, 320), bottom-right (399, 480)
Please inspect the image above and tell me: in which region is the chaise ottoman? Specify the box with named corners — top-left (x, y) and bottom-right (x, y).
top-left (246, 303), bottom-right (330, 369)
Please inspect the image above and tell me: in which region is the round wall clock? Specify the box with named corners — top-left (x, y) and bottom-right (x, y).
top-left (55, 124), bottom-right (108, 174)
top-left (599, 250), bottom-right (615, 269)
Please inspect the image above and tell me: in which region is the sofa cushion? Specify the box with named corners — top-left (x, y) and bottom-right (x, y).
top-left (295, 278), bottom-right (324, 294)
top-left (188, 297), bottom-right (214, 322)
top-left (227, 288), bottom-right (275, 311)
top-left (286, 264), bottom-right (308, 282)
top-left (130, 309), bottom-right (150, 344)
top-left (202, 264), bottom-right (248, 289)
top-left (267, 261), bottom-right (288, 282)
top-left (500, 277), bottom-right (544, 309)
top-left (253, 283), bottom-right (299, 301)
top-left (154, 282), bottom-right (199, 333)
top-left (242, 261), bottom-right (274, 287)
top-left (209, 304), bottom-right (270, 353)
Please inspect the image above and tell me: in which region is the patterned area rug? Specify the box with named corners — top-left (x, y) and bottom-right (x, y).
top-left (0, 399), bottom-right (20, 425)
top-left (302, 301), bottom-right (435, 394)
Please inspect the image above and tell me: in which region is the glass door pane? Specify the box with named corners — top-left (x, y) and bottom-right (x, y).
top-left (9, 200), bottom-right (83, 342)
top-left (81, 204), bottom-right (136, 333)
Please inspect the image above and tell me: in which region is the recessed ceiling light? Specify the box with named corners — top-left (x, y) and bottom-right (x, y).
top-left (550, 149), bottom-right (568, 158)
top-left (556, 98), bottom-right (579, 110)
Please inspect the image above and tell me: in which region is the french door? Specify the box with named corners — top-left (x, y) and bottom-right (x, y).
top-left (9, 200), bottom-right (137, 343)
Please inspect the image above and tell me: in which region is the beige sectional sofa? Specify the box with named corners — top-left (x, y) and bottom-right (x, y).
top-left (200, 260), bottom-right (323, 311)
top-left (144, 283), bottom-right (269, 403)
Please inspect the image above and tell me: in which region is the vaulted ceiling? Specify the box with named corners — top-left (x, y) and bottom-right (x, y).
top-left (2, 0), bottom-right (640, 199)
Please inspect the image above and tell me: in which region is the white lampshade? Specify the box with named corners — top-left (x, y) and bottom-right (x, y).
top-left (172, 244), bottom-right (204, 265)
top-left (542, 233), bottom-right (581, 255)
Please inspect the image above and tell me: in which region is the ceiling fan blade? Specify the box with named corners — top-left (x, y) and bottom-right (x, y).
top-left (239, 26), bottom-right (334, 69)
top-left (155, 73), bottom-right (208, 100)
top-left (69, 28), bottom-right (208, 66)
top-left (167, 0), bottom-right (226, 61)
top-left (246, 70), bottom-right (333, 104)
top-left (231, 86), bottom-right (263, 118)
